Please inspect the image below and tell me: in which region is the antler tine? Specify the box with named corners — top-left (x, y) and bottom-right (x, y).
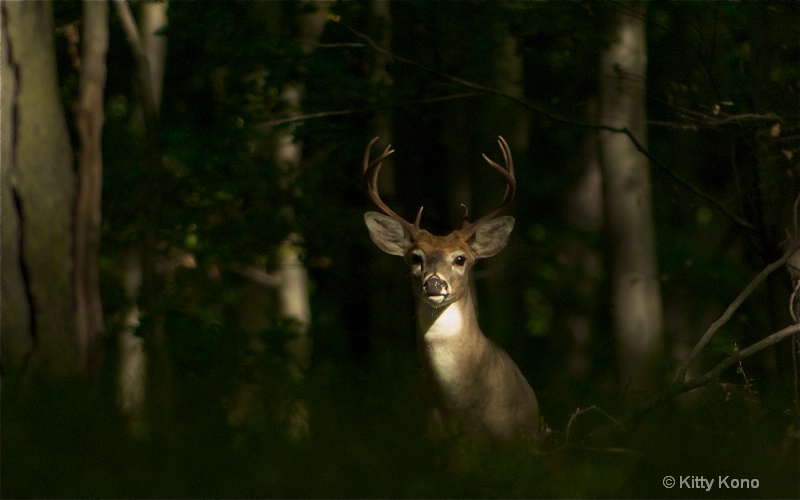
top-left (363, 137), bottom-right (420, 236)
top-left (461, 136), bottom-right (516, 238)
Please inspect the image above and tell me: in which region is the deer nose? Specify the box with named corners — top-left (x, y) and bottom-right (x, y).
top-left (423, 275), bottom-right (447, 296)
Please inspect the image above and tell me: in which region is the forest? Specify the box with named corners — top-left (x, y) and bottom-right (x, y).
top-left (2, 1), bottom-right (799, 498)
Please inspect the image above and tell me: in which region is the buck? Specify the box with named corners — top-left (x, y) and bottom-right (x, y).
top-left (363, 136), bottom-right (540, 447)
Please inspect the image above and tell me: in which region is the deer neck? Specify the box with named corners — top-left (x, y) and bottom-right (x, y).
top-left (416, 289), bottom-right (486, 390)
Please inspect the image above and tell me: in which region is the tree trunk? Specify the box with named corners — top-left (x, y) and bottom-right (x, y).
top-left (225, 1), bottom-right (327, 442)
top-left (598, 2), bottom-right (664, 392)
top-left (139, 1), bottom-right (168, 112)
top-left (475, 9), bottom-right (530, 352)
top-left (275, 234), bottom-right (312, 440)
top-left (564, 96), bottom-right (604, 383)
top-left (74, 0), bottom-right (109, 377)
top-left (114, 0), bottom-right (171, 437)
top-left (745, 4), bottom-right (797, 390)
top-left (1, 1), bottom-right (79, 378)
top-left (270, 2), bottom-right (331, 440)
top-left (118, 252), bottom-right (147, 437)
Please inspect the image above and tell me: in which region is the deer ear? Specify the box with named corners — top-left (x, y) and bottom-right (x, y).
top-left (470, 216), bottom-right (514, 258)
top-left (364, 212), bottom-right (412, 256)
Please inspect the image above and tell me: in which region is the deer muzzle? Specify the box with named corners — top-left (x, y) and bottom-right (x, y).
top-left (423, 275), bottom-right (447, 296)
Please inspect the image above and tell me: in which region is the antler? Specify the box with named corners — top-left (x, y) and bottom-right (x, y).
top-left (460, 136), bottom-right (516, 239)
top-left (363, 137), bottom-right (422, 236)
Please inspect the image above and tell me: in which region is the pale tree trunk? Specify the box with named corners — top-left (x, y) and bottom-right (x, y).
top-left (270, 2), bottom-right (331, 440)
top-left (129, 0), bottom-right (167, 126)
top-left (564, 96), bottom-right (604, 383)
top-left (74, 0), bottom-right (109, 378)
top-left (598, 3), bottom-right (664, 392)
top-left (139, 1), bottom-right (167, 111)
top-left (113, 0), bottom-right (169, 436)
top-left (226, 1), bottom-right (327, 442)
top-left (1, 1), bottom-right (79, 378)
top-left (273, 106), bottom-right (312, 379)
top-left (118, 252), bottom-right (147, 437)
top-left (275, 233), bottom-right (312, 440)
top-left (269, 65), bottom-right (313, 444)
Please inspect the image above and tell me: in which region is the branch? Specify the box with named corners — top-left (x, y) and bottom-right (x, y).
top-left (674, 242), bottom-right (800, 382)
top-left (231, 265), bottom-right (281, 288)
top-left (648, 112), bottom-right (783, 131)
top-left (626, 322), bottom-right (800, 427)
top-left (252, 91), bottom-right (484, 130)
top-left (565, 405), bottom-right (625, 444)
top-left (330, 20), bottom-right (756, 233)
top-left (622, 199), bottom-right (800, 427)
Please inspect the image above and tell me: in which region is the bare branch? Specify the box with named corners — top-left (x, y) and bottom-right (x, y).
top-left (790, 280), bottom-right (800, 323)
top-left (254, 109), bottom-right (360, 130)
top-left (674, 242), bottom-right (800, 382)
top-left (252, 92), bottom-right (484, 130)
top-left (648, 113), bottom-right (783, 130)
top-left (237, 266), bottom-right (281, 288)
top-left (627, 322), bottom-right (800, 427)
top-left (565, 405), bottom-right (626, 444)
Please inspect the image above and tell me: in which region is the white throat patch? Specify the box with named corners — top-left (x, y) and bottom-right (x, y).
top-left (421, 302), bottom-right (464, 340)
top-left (419, 303), bottom-right (466, 389)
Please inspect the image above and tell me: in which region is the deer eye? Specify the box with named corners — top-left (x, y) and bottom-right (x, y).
top-left (453, 255), bottom-right (467, 267)
top-left (410, 253), bottom-right (423, 265)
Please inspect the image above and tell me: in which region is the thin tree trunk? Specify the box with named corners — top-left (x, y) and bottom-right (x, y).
top-left (564, 96), bottom-right (604, 383)
top-left (476, 11), bottom-right (530, 350)
top-left (598, 3), bottom-right (664, 392)
top-left (114, 0), bottom-right (170, 437)
top-left (275, 234), bottom-right (312, 440)
top-left (745, 4), bottom-right (796, 390)
top-left (118, 252), bottom-right (147, 437)
top-left (140, 1), bottom-right (167, 112)
top-left (74, 0), bottom-right (109, 377)
top-left (228, 1), bottom-right (327, 442)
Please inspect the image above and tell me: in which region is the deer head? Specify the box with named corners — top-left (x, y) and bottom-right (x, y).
top-left (363, 136), bottom-right (516, 309)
